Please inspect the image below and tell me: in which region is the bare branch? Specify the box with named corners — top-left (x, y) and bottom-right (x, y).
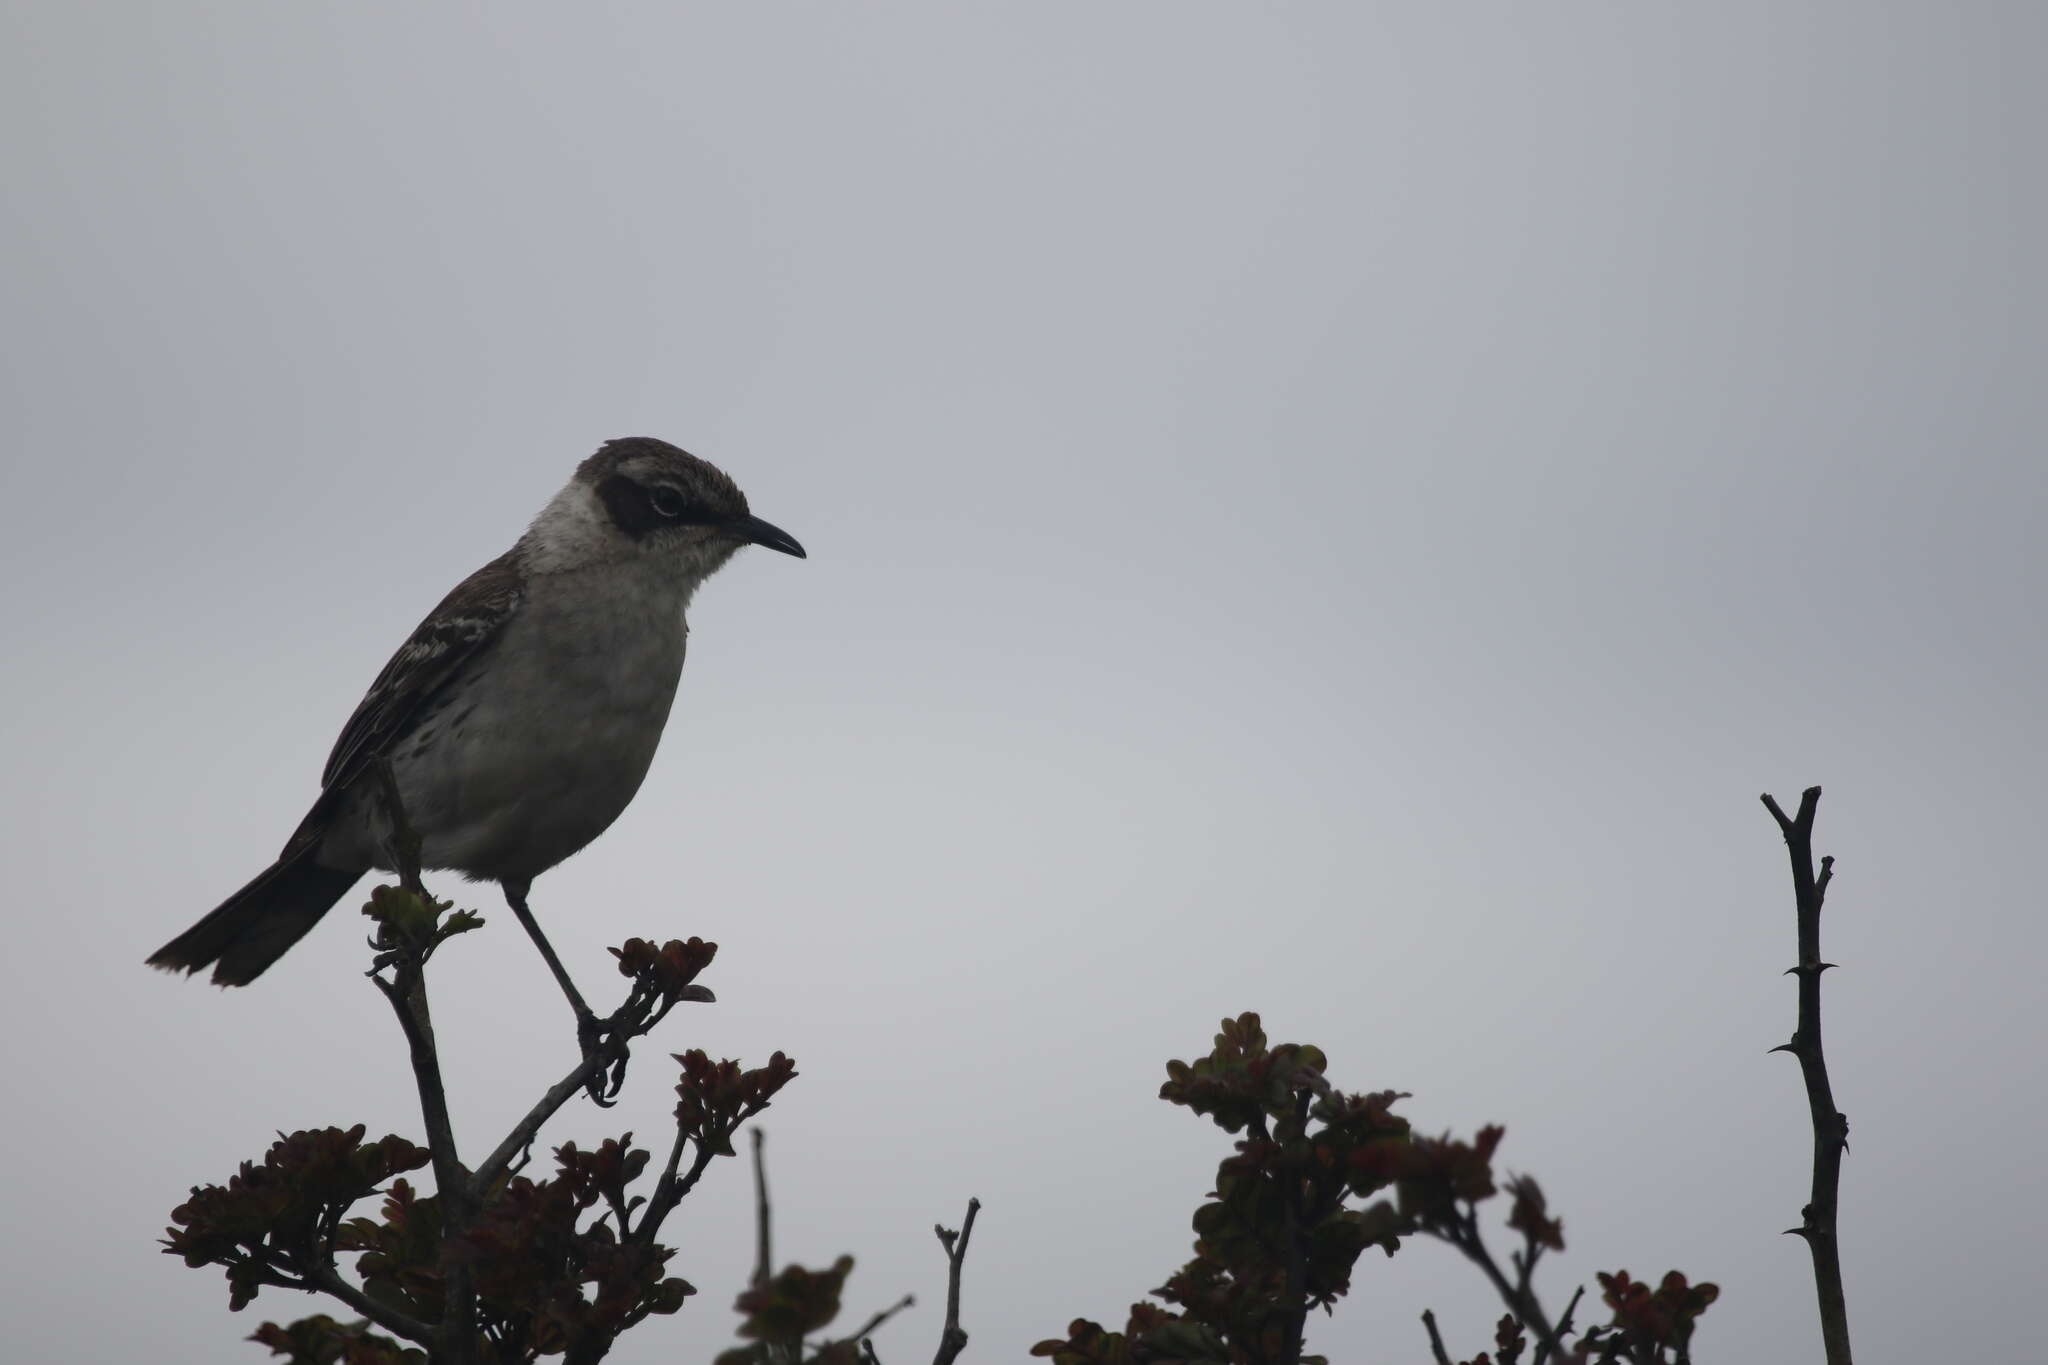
top-left (471, 973), bottom-right (697, 1195)
top-left (632, 1126), bottom-right (720, 1248)
top-left (752, 1128), bottom-right (774, 1287)
top-left (471, 1041), bottom-right (626, 1195)
top-left (386, 979), bottom-right (476, 1365)
top-left (932, 1197), bottom-right (981, 1365)
top-left (848, 1293), bottom-right (916, 1346)
top-left (1421, 1308), bottom-right (1454, 1365)
top-left (1761, 786), bottom-right (1855, 1365)
top-left (363, 772), bottom-right (476, 1364)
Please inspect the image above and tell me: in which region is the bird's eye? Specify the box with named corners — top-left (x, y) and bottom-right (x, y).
top-left (649, 486), bottom-right (688, 519)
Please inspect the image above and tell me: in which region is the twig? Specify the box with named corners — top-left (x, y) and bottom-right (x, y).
top-left (470, 1036), bottom-right (632, 1196)
top-left (932, 1197), bottom-right (980, 1365)
top-left (370, 970), bottom-right (465, 1197)
top-left (1443, 1207), bottom-right (1563, 1360)
top-left (848, 1294), bottom-right (916, 1346)
top-left (361, 771), bottom-right (477, 1363)
top-left (470, 972), bottom-right (697, 1196)
top-left (304, 1261), bottom-right (433, 1345)
top-left (1532, 1285), bottom-right (1584, 1365)
top-left (1762, 787), bottom-right (1854, 1365)
top-left (392, 986), bottom-right (475, 1365)
top-left (752, 1129), bottom-right (773, 1287)
top-left (632, 1125), bottom-right (721, 1248)
top-left (1421, 1308), bottom-right (1454, 1365)
top-left (740, 1133), bottom-right (800, 1365)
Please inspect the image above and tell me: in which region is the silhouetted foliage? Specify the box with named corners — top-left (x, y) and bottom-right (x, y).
top-left (1032, 1013), bottom-right (1718, 1365)
top-left (167, 1126), bottom-right (430, 1313)
top-left (169, 786), bottom-right (1858, 1363)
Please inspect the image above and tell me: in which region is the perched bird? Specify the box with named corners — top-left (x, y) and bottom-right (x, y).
top-left (149, 437), bottom-right (805, 989)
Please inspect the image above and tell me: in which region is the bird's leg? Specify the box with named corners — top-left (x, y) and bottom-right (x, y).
top-left (501, 880), bottom-right (606, 1067)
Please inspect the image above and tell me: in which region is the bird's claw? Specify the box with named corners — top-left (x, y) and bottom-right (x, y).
top-left (577, 1009), bottom-right (630, 1107)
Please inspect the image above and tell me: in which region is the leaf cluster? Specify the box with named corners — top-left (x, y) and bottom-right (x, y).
top-left (675, 1049), bottom-right (799, 1156)
top-left (1566, 1271), bottom-right (1720, 1364)
top-left (332, 1137), bottom-right (696, 1361)
top-left (170, 1044), bottom-right (799, 1364)
top-left (362, 886), bottom-right (481, 967)
top-left (1033, 1014), bottom-right (1720, 1365)
top-left (165, 1125), bottom-right (430, 1312)
top-left (609, 936), bottom-right (719, 1009)
top-left (714, 1255), bottom-right (862, 1364)
top-left (249, 1314), bottom-right (425, 1365)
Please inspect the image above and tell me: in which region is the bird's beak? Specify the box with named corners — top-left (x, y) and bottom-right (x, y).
top-left (732, 513), bottom-right (806, 559)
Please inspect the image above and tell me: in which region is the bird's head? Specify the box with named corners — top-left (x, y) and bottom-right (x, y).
top-left (522, 437), bottom-right (806, 585)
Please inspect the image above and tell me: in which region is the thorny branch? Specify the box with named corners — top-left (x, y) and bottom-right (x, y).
top-left (1544, 1286), bottom-right (1585, 1365)
top-left (1762, 786), bottom-right (1854, 1365)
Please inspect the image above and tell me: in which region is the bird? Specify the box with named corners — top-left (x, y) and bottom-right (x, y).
top-left (148, 436), bottom-right (805, 991)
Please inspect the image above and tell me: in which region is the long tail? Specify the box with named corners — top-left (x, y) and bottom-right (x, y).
top-left (148, 851), bottom-right (364, 986)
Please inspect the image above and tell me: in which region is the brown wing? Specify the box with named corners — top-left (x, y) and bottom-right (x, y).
top-left (318, 551), bottom-right (524, 793)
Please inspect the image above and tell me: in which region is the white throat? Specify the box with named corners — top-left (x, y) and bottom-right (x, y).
top-left (516, 479), bottom-right (744, 605)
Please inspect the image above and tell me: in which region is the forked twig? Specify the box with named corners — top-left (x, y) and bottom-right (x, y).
top-left (932, 1198), bottom-right (981, 1365)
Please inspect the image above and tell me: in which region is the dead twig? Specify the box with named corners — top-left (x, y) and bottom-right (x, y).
top-left (931, 1198), bottom-right (981, 1365)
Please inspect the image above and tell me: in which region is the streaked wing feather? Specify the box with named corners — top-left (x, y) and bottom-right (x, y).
top-left (318, 551), bottom-right (523, 791)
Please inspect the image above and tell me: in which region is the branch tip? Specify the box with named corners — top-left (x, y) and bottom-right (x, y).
top-left (1421, 1308), bottom-right (1454, 1365)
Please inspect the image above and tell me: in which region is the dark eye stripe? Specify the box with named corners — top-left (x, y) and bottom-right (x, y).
top-left (595, 474), bottom-right (719, 538)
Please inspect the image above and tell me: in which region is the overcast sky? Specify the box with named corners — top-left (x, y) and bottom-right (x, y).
top-left (3, 5), bottom-right (2043, 1362)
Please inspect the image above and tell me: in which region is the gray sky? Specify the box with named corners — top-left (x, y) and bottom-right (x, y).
top-left (3, 5), bottom-right (2042, 1362)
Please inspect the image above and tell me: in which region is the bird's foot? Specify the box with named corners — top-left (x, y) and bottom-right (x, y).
top-left (577, 1007), bottom-right (630, 1107)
